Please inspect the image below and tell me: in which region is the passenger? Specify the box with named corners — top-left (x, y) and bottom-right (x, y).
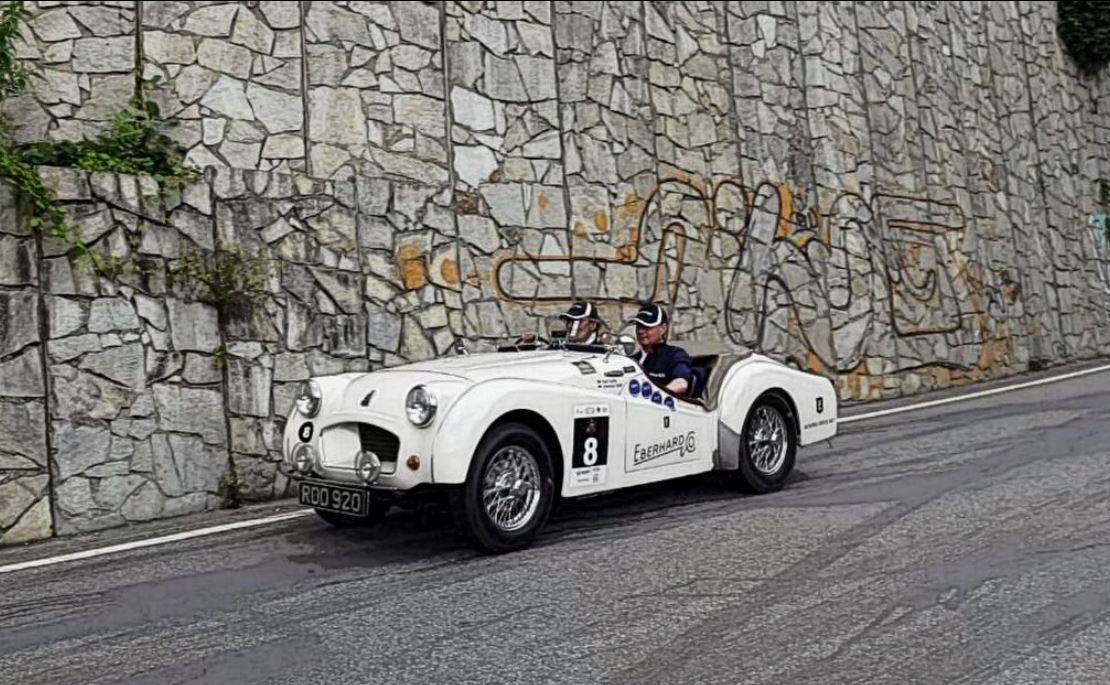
top-left (630, 303), bottom-right (697, 397)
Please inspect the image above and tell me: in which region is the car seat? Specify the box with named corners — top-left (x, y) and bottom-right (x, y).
top-left (675, 341), bottom-right (754, 407)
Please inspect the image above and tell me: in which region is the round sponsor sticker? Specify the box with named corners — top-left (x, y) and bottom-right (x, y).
top-left (664, 397), bottom-right (675, 411)
top-left (629, 379), bottom-right (640, 396)
top-left (652, 391), bottom-right (662, 404)
top-left (641, 382), bottom-right (652, 398)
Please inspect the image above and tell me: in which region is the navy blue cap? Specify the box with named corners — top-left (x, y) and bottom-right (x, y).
top-left (560, 301), bottom-right (601, 321)
top-left (630, 303), bottom-right (668, 327)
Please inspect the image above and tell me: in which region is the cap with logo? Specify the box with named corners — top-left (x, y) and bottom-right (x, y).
top-left (630, 303), bottom-right (668, 328)
top-left (559, 301), bottom-right (604, 343)
top-left (560, 301), bottom-right (602, 322)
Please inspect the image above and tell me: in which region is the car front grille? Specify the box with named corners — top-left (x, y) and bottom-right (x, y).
top-left (358, 423), bottom-right (400, 463)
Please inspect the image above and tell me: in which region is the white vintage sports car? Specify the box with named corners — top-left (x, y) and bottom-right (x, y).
top-left (280, 332), bottom-right (838, 553)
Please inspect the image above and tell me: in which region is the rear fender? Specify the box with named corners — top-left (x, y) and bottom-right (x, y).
top-left (715, 358), bottom-right (837, 468)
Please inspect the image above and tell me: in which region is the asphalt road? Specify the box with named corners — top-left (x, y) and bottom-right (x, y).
top-left (2, 366), bottom-right (1109, 684)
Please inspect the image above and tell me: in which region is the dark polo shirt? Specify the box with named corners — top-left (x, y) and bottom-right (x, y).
top-left (638, 343), bottom-right (695, 389)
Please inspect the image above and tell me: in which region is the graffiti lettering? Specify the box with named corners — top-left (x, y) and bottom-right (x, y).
top-left (475, 173), bottom-right (1041, 377)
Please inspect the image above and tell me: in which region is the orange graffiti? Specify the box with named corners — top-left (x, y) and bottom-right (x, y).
top-left (396, 244), bottom-right (428, 290)
top-left (619, 192), bottom-right (642, 220)
top-left (489, 177), bottom-right (704, 306)
top-left (469, 170), bottom-right (1006, 389)
top-left (439, 258), bottom-right (460, 286)
top-left (773, 183), bottom-right (795, 240)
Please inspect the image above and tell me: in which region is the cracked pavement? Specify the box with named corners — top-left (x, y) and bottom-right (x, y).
top-left (1, 368), bottom-right (1108, 684)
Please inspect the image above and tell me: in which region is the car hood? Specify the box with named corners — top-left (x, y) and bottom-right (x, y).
top-left (317, 349), bottom-right (623, 423)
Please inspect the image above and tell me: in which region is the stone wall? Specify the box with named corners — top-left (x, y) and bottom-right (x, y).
top-left (33, 167), bottom-right (231, 536)
top-left (3, 1), bottom-right (136, 143)
top-left (0, 183), bottom-right (53, 545)
top-left (144, 1), bottom-right (308, 173)
top-left (0, 162), bottom-right (476, 543)
top-left (1, 1), bottom-right (1109, 544)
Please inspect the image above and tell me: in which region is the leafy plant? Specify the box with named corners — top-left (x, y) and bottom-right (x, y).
top-left (18, 94), bottom-right (195, 187)
top-left (0, 143), bottom-right (65, 235)
top-left (1058, 1), bottom-right (1110, 75)
top-left (169, 248), bottom-right (268, 309)
top-left (75, 249), bottom-right (129, 279)
top-left (0, 2), bottom-right (195, 281)
top-left (0, 1), bottom-right (28, 98)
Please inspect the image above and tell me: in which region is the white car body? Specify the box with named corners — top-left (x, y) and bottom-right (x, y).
top-left (281, 342), bottom-right (838, 499)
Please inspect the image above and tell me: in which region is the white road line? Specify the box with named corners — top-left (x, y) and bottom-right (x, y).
top-left (3, 362), bottom-right (1108, 575)
top-left (840, 363), bottom-right (1110, 425)
top-left (0, 510), bottom-right (314, 575)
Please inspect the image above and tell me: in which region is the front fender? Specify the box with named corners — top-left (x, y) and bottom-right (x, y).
top-left (431, 379), bottom-right (607, 484)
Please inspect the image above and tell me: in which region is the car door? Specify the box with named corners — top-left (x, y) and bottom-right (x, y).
top-left (621, 369), bottom-right (714, 488)
top-left (558, 354), bottom-right (631, 498)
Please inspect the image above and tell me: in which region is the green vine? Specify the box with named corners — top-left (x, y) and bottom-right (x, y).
top-left (0, 1), bottom-right (195, 279)
top-left (0, 143), bottom-right (66, 236)
top-left (0, 2), bottom-right (267, 307)
top-left (17, 92), bottom-right (195, 188)
top-left (0, 1), bottom-right (28, 98)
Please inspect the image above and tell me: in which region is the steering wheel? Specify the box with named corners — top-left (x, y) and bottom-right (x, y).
top-left (510, 333), bottom-right (551, 350)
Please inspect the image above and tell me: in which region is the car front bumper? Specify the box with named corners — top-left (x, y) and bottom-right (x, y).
top-left (282, 410), bottom-right (439, 491)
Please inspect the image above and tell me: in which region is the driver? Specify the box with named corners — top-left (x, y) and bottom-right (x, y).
top-left (630, 303), bottom-right (696, 397)
top-left (559, 301), bottom-right (604, 344)
top-left (512, 301), bottom-right (605, 348)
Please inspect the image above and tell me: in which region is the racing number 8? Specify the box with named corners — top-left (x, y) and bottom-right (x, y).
top-left (583, 437), bottom-right (599, 466)
top-left (572, 417), bottom-right (609, 469)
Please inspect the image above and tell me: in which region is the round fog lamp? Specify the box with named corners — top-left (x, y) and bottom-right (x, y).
top-left (355, 450), bottom-right (382, 484)
top-left (406, 455), bottom-right (421, 471)
top-left (292, 443), bottom-right (315, 475)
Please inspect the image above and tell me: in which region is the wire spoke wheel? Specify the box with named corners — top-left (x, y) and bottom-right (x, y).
top-left (746, 405), bottom-right (788, 476)
top-left (452, 423), bottom-right (554, 553)
top-left (481, 445), bottom-right (542, 533)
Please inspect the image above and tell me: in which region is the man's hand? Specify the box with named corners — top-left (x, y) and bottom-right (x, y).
top-left (665, 378), bottom-right (689, 396)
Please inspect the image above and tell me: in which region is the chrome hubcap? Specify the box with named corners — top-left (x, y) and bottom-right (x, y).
top-left (482, 446), bottom-right (542, 532)
top-left (747, 405), bottom-right (788, 475)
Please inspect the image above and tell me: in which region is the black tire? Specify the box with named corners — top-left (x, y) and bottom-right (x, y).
top-left (733, 393), bottom-right (797, 494)
top-left (449, 423), bottom-right (555, 554)
top-left (314, 496), bottom-right (390, 528)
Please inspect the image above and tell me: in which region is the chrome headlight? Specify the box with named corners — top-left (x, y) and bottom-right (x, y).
top-left (405, 385), bottom-right (437, 427)
top-left (295, 380), bottom-right (321, 418)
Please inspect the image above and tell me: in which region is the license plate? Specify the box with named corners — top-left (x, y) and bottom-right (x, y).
top-left (299, 482), bottom-right (369, 516)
